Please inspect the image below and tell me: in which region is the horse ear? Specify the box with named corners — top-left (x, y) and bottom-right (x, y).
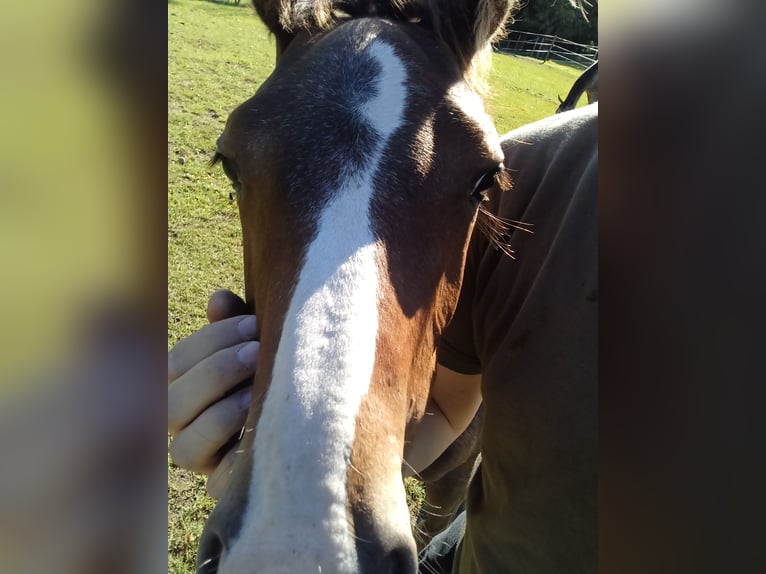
top-left (251, 1), bottom-right (514, 65)
top-left (470, 0), bottom-right (515, 51)
top-left (427, 0), bottom-right (514, 69)
top-left (251, 0), bottom-right (300, 58)
top-left (251, 1), bottom-right (281, 34)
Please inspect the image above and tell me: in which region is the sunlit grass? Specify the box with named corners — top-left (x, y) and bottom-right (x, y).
top-left (488, 53), bottom-right (585, 132)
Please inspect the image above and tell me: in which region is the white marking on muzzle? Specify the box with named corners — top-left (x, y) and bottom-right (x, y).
top-left (219, 41), bottom-right (407, 573)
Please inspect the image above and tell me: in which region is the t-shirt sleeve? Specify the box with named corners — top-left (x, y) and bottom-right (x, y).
top-left (437, 239), bottom-right (482, 375)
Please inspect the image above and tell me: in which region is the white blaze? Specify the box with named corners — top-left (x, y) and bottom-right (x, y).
top-left (220, 41), bottom-right (407, 573)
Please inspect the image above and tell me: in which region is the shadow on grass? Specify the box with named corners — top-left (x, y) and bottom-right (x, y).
top-left (205, 0), bottom-right (249, 7)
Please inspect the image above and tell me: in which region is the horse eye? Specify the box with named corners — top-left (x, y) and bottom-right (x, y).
top-left (212, 152), bottom-right (241, 196)
top-left (470, 165), bottom-right (502, 205)
top-left (221, 159), bottom-right (239, 185)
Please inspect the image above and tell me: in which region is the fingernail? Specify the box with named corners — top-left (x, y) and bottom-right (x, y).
top-left (236, 341), bottom-right (260, 368)
top-left (237, 316), bottom-right (257, 339)
top-left (238, 387), bottom-right (253, 410)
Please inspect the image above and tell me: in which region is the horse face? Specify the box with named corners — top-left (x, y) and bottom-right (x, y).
top-left (200, 4), bottom-right (510, 573)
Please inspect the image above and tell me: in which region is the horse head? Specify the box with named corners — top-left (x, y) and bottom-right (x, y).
top-left (199, 2), bottom-right (513, 572)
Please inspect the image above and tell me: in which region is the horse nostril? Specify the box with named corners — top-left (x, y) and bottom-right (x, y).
top-left (386, 541), bottom-right (418, 574)
top-left (196, 527), bottom-right (224, 574)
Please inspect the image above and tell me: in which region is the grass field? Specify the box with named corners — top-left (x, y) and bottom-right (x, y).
top-left (168, 0), bottom-right (586, 571)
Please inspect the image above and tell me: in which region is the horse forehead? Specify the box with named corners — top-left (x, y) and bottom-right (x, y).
top-left (225, 19), bottom-right (499, 194)
top-left (232, 23), bottom-right (441, 132)
top-left (298, 34), bottom-right (409, 125)
top-left (265, 26), bottom-right (493, 147)
top-left (222, 28), bottom-right (419, 192)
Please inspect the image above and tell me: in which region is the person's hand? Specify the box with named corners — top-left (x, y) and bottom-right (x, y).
top-left (168, 290), bottom-right (258, 498)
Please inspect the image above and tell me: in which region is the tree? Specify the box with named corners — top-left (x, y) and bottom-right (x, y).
top-left (510, 0), bottom-right (598, 45)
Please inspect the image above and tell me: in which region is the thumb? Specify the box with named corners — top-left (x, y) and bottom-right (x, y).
top-left (206, 289), bottom-right (250, 323)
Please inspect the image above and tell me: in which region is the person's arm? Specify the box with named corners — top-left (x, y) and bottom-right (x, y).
top-left (403, 363), bottom-right (482, 477)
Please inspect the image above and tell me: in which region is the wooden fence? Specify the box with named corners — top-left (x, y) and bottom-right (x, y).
top-left (495, 30), bottom-right (598, 69)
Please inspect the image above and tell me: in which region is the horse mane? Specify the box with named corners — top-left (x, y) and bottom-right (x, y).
top-left (254, 1), bottom-right (516, 91)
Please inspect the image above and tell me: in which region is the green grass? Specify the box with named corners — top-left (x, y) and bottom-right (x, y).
top-left (168, 1), bottom-right (587, 571)
top-left (488, 53), bottom-right (583, 132)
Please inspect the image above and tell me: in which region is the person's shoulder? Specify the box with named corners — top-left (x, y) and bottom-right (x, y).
top-left (501, 103), bottom-right (598, 152)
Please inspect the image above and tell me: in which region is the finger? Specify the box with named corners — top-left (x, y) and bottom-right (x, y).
top-left (168, 340), bottom-right (259, 434)
top-left (206, 446), bottom-right (243, 500)
top-left (168, 314), bottom-right (257, 383)
top-left (207, 289), bottom-right (249, 323)
top-left (168, 385), bottom-right (252, 473)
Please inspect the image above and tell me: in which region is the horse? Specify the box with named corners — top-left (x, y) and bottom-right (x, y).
top-left (556, 60), bottom-right (598, 113)
top-left (197, 1), bottom-right (514, 572)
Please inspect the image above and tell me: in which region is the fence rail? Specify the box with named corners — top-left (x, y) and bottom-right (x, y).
top-left (495, 30), bottom-right (598, 69)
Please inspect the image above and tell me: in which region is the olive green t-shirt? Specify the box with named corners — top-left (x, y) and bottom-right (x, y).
top-left (438, 104), bottom-right (598, 573)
